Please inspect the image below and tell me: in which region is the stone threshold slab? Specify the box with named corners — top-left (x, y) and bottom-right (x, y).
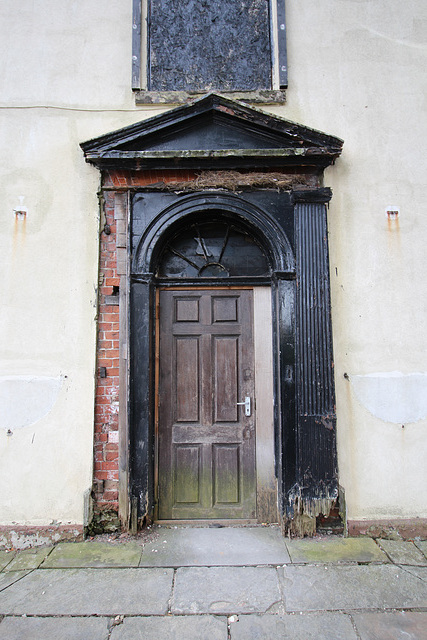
top-left (139, 526), bottom-right (290, 566)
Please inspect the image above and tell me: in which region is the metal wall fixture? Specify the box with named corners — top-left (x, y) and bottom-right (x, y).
top-left (385, 205), bottom-right (400, 219)
top-left (13, 196), bottom-right (27, 219)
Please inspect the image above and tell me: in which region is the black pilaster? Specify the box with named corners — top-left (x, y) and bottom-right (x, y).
top-left (129, 279), bottom-right (155, 519)
top-left (295, 203), bottom-right (337, 500)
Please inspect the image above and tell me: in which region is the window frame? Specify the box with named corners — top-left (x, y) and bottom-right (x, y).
top-left (132, 0), bottom-right (287, 103)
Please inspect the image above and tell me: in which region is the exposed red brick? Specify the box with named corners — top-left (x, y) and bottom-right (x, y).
top-left (103, 491), bottom-right (119, 502)
top-left (93, 186), bottom-right (122, 513)
top-left (94, 169), bottom-right (204, 515)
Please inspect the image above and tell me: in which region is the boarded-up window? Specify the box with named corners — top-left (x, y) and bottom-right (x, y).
top-left (147, 0), bottom-right (272, 92)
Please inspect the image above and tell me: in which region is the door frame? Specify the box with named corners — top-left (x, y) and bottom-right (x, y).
top-left (81, 94), bottom-right (342, 534)
top-left (126, 189), bottom-right (337, 533)
top-left (154, 285), bottom-right (277, 524)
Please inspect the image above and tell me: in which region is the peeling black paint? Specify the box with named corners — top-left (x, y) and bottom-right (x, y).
top-left (81, 94), bottom-right (343, 173)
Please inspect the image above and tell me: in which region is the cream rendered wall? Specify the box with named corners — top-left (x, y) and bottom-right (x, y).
top-left (1, 0), bottom-right (426, 527)
top-left (270, 0), bottom-right (427, 521)
top-left (0, 0), bottom-right (164, 525)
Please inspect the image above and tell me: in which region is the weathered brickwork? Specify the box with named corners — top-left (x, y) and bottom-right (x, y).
top-left (93, 190), bottom-right (120, 510)
top-left (103, 168), bottom-right (198, 188)
top-left (93, 169), bottom-right (198, 513)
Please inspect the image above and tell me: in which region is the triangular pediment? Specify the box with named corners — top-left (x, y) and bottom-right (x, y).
top-left (81, 93), bottom-right (343, 170)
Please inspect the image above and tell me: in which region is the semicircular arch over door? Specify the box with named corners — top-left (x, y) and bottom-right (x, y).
top-left (157, 218), bottom-right (270, 279)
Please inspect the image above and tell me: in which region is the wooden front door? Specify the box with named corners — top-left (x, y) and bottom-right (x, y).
top-left (157, 289), bottom-right (256, 520)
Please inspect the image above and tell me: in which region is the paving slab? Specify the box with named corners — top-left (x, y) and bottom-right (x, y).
top-left (3, 546), bottom-right (53, 571)
top-left (229, 612), bottom-right (358, 639)
top-left (0, 568), bottom-right (173, 615)
top-left (172, 566), bottom-right (281, 614)
top-left (140, 526), bottom-right (290, 566)
top-left (0, 570), bottom-right (29, 592)
top-left (285, 537), bottom-right (387, 564)
top-left (279, 564), bottom-right (427, 611)
top-left (377, 539), bottom-right (427, 565)
top-left (110, 615), bottom-right (228, 640)
top-left (353, 611), bottom-right (427, 640)
top-left (415, 540), bottom-right (427, 559)
top-left (0, 551), bottom-right (15, 571)
top-left (398, 565), bottom-right (427, 582)
top-left (41, 541), bottom-right (142, 568)
top-left (0, 616), bottom-right (110, 640)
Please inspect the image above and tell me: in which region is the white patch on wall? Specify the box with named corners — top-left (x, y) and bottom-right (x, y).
top-left (0, 375), bottom-right (63, 430)
top-left (351, 372), bottom-right (427, 424)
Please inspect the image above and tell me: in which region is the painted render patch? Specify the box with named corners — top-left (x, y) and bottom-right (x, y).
top-left (350, 372), bottom-right (427, 424)
top-left (0, 375), bottom-right (63, 430)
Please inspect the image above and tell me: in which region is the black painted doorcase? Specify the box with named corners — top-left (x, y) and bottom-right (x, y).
top-left (81, 92), bottom-right (343, 531)
top-left (129, 189), bottom-right (338, 529)
top-left (157, 289), bottom-right (256, 520)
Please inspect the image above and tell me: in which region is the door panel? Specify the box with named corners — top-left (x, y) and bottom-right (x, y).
top-left (174, 445), bottom-right (200, 503)
top-left (214, 337), bottom-right (238, 422)
top-left (213, 444), bottom-right (240, 504)
top-left (157, 289), bottom-right (256, 520)
top-left (175, 337), bottom-right (199, 421)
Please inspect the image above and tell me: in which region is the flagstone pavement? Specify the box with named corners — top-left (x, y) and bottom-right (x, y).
top-left (1, 526), bottom-right (427, 639)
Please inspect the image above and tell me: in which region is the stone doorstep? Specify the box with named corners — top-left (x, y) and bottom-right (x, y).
top-left (139, 525), bottom-right (290, 567)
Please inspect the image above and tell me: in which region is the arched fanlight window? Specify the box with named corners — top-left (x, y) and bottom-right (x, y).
top-left (156, 219), bottom-right (271, 278)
